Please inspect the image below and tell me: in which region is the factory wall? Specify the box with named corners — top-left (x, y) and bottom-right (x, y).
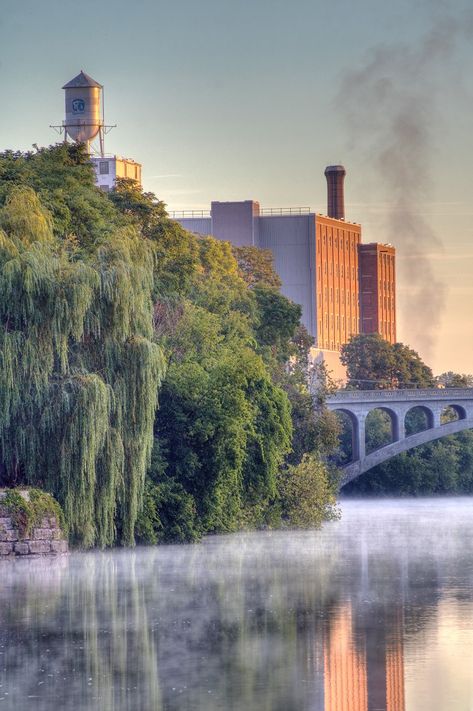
top-left (91, 156), bottom-right (142, 191)
top-left (177, 217), bottom-right (212, 235)
top-left (211, 201), bottom-right (260, 247)
top-left (359, 244), bottom-right (396, 344)
top-left (315, 216), bottom-right (361, 351)
top-left (259, 214), bottom-right (316, 336)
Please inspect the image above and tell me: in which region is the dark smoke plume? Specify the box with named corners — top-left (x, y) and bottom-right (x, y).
top-left (335, 10), bottom-right (472, 361)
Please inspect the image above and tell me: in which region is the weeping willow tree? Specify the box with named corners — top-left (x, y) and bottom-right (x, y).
top-left (0, 186), bottom-right (165, 547)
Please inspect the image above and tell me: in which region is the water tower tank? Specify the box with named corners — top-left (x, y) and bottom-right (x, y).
top-left (62, 70), bottom-right (103, 143)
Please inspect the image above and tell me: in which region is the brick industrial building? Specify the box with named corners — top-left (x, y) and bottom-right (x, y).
top-left (172, 166), bottom-right (396, 370)
top-left (359, 243), bottom-right (396, 343)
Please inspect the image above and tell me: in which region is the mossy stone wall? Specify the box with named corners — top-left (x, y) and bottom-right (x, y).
top-left (0, 490), bottom-right (68, 557)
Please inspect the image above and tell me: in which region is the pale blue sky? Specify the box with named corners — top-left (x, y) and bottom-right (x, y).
top-left (1, 0), bottom-right (472, 372)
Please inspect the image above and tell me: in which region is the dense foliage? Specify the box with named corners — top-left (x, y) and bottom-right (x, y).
top-left (277, 453), bottom-right (339, 528)
top-left (0, 146), bottom-right (339, 546)
top-left (0, 147), bottom-right (164, 547)
top-left (111, 179), bottom-right (340, 539)
top-left (338, 334), bottom-right (473, 496)
top-left (340, 333), bottom-right (434, 389)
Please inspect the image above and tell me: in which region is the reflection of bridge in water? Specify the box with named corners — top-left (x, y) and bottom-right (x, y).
top-left (326, 389), bottom-right (473, 486)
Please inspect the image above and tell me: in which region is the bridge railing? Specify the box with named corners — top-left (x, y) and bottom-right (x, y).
top-left (327, 388), bottom-right (473, 402)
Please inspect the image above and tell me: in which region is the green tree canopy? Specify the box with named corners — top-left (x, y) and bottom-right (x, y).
top-left (232, 245), bottom-right (282, 289)
top-left (436, 371), bottom-right (473, 388)
top-left (340, 333), bottom-right (434, 389)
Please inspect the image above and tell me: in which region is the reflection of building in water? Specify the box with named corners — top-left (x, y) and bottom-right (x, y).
top-left (324, 602), bottom-right (405, 711)
top-left (324, 604), bottom-right (367, 710)
top-left (386, 624), bottom-right (406, 711)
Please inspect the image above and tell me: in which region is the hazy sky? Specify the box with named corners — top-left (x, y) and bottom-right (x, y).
top-left (1, 0), bottom-right (472, 373)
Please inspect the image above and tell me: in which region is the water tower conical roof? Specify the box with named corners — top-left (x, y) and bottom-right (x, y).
top-left (62, 70), bottom-right (102, 89)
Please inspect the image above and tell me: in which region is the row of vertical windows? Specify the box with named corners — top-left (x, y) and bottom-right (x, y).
top-left (320, 315), bottom-right (358, 331)
top-left (382, 296), bottom-right (395, 309)
top-left (381, 281), bottom-right (395, 293)
top-left (320, 290), bottom-right (357, 305)
top-left (319, 263), bottom-right (357, 279)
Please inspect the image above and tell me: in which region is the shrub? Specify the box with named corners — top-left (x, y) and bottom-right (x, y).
top-left (277, 454), bottom-right (340, 529)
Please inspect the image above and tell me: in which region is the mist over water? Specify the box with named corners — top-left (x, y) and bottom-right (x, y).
top-left (335, 9), bottom-right (473, 360)
top-left (1, 498), bottom-right (473, 710)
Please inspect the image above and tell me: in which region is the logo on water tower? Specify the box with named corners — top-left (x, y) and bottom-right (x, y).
top-left (72, 98), bottom-right (85, 113)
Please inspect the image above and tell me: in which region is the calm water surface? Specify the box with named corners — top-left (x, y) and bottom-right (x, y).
top-left (1, 498), bottom-right (473, 710)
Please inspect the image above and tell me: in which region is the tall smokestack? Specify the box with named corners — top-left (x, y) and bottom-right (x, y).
top-left (324, 164), bottom-right (346, 220)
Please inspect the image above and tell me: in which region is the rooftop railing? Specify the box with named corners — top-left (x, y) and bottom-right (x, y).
top-left (169, 210), bottom-right (211, 219)
top-left (168, 206), bottom-right (363, 224)
top-left (170, 207), bottom-right (313, 219)
top-left (260, 206), bottom-right (311, 216)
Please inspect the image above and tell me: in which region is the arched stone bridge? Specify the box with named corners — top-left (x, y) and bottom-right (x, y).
top-left (326, 388), bottom-right (473, 486)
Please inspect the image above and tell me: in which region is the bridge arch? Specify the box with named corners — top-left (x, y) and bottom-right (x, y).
top-left (441, 403), bottom-right (467, 422)
top-left (404, 404), bottom-right (435, 433)
top-left (332, 408), bottom-right (361, 460)
top-left (365, 406), bottom-right (402, 445)
top-left (339, 417), bottom-right (473, 486)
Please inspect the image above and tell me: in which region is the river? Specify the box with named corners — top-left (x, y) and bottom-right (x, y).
top-left (1, 498), bottom-right (473, 710)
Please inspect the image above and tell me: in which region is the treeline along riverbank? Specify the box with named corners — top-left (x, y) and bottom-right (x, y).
top-left (0, 144), bottom-right (340, 548)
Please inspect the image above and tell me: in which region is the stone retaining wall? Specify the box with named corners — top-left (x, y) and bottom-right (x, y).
top-left (0, 492), bottom-right (68, 558)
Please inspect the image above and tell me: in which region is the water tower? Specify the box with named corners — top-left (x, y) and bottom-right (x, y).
top-left (52, 70), bottom-right (114, 156)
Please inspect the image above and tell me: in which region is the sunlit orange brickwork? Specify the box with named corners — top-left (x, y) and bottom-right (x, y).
top-left (358, 243), bottom-right (396, 344)
top-left (315, 216), bottom-right (362, 351)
